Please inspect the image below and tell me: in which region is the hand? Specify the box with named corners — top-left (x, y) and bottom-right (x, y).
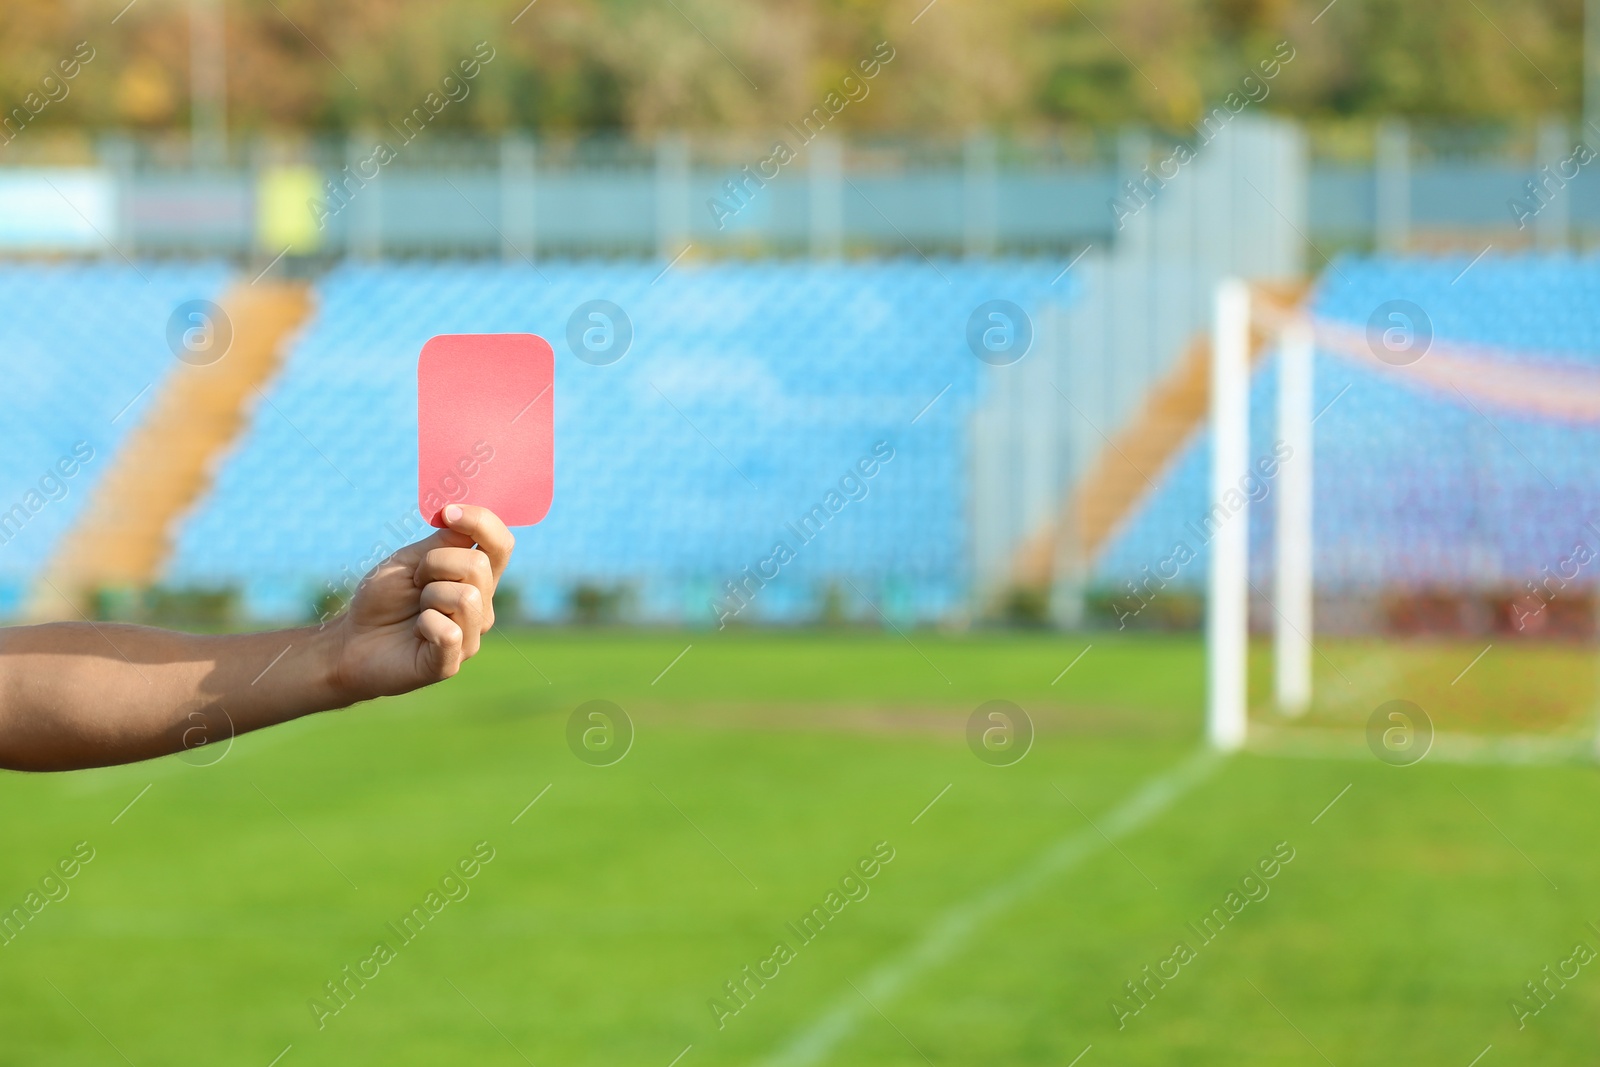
top-left (327, 504), bottom-right (515, 700)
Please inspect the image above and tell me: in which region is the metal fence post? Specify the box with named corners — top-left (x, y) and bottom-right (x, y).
top-left (1376, 119), bottom-right (1410, 253)
top-left (809, 137), bottom-right (842, 260)
top-left (656, 133), bottom-right (690, 260)
top-left (964, 130), bottom-right (998, 257)
top-left (1535, 116), bottom-right (1571, 251)
top-left (501, 131), bottom-right (537, 264)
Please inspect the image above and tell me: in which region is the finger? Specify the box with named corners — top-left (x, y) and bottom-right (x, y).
top-left (415, 608), bottom-right (465, 681)
top-left (420, 581), bottom-right (485, 657)
top-left (440, 504), bottom-right (515, 581)
top-left (414, 546), bottom-right (493, 592)
top-left (415, 547), bottom-right (496, 631)
top-left (390, 523), bottom-right (475, 572)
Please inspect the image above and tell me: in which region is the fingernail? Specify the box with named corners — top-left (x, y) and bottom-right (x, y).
top-left (444, 504), bottom-right (463, 524)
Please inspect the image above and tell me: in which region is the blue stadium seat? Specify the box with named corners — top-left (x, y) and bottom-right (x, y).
top-left (168, 259), bottom-right (1065, 623)
top-left (1094, 253), bottom-right (1600, 597)
top-left (0, 261), bottom-right (230, 614)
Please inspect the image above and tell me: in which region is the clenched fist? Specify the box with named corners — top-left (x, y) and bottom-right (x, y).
top-left (328, 504), bottom-right (515, 700)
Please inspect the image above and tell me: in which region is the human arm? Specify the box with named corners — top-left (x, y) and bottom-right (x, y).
top-left (0, 504), bottom-right (513, 772)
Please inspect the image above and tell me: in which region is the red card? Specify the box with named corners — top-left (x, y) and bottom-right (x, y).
top-left (418, 333), bottom-right (553, 527)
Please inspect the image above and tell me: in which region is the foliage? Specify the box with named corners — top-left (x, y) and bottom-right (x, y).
top-left (0, 0), bottom-right (1582, 141)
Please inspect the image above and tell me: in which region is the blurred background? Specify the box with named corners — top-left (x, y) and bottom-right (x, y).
top-left (5, 0), bottom-right (1600, 1064)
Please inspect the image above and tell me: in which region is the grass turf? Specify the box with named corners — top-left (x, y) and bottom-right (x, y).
top-left (0, 630), bottom-right (1597, 1065)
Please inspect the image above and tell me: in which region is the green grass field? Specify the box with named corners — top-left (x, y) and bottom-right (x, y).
top-left (3, 629), bottom-right (1600, 1065)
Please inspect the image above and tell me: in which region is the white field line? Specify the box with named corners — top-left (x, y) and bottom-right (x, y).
top-left (1248, 725), bottom-right (1592, 766)
top-left (759, 749), bottom-right (1222, 1067)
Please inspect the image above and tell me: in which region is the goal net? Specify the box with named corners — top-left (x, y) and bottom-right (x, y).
top-left (1195, 261), bottom-right (1600, 764)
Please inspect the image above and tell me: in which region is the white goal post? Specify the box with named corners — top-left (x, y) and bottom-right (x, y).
top-left (1206, 278), bottom-right (1314, 751)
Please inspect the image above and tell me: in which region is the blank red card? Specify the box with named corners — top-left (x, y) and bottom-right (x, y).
top-left (418, 333), bottom-right (553, 527)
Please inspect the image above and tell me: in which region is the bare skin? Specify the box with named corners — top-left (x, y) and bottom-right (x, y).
top-left (0, 504), bottom-right (514, 772)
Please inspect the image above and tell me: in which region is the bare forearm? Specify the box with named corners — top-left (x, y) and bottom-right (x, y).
top-left (0, 622), bottom-right (354, 771)
top-left (0, 506), bottom-right (514, 773)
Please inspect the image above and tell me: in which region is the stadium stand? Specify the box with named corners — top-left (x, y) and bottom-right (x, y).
top-left (1093, 254), bottom-right (1600, 601)
top-left (0, 262), bottom-right (231, 617)
top-left (1007, 281), bottom-right (1306, 594)
top-left (166, 260), bottom-right (1066, 623)
top-left (28, 280), bottom-right (314, 620)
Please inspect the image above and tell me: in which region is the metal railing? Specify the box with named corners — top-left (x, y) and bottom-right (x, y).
top-left (0, 120), bottom-right (1594, 259)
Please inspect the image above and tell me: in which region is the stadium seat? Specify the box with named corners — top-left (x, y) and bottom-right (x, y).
top-left (1094, 254), bottom-right (1600, 597)
top-left (0, 261), bottom-right (230, 615)
top-left (166, 260), bottom-right (1065, 623)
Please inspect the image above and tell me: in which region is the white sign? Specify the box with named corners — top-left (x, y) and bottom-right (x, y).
top-left (0, 168), bottom-right (117, 250)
